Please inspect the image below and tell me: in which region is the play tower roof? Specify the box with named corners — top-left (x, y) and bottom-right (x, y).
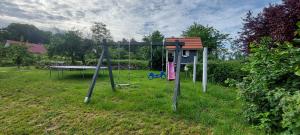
top-left (165, 37), bottom-right (203, 50)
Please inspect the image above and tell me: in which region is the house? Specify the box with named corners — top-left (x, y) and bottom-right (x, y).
top-left (5, 40), bottom-right (47, 54)
top-left (165, 37), bottom-right (203, 64)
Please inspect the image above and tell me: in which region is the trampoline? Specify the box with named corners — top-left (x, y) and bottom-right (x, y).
top-left (49, 66), bottom-right (108, 78)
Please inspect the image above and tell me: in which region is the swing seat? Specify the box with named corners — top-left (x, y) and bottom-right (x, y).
top-left (116, 83), bottom-right (130, 87)
top-left (148, 71), bottom-right (166, 80)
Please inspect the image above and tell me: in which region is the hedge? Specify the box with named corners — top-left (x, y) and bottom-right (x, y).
top-left (187, 60), bottom-right (247, 85)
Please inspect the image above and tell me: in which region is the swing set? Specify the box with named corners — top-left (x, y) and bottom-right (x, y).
top-left (115, 39), bottom-right (166, 83)
top-left (115, 41), bottom-right (132, 87)
top-left (114, 39), bottom-right (164, 87)
top-left (84, 38), bottom-right (207, 111)
top-left (147, 41), bottom-right (166, 80)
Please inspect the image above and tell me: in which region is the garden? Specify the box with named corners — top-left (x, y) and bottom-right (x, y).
top-left (0, 0), bottom-right (300, 134)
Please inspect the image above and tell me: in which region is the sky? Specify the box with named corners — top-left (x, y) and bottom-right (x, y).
top-left (0, 0), bottom-right (281, 41)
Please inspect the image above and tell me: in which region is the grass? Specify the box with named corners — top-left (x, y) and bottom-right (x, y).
top-left (0, 67), bottom-right (262, 134)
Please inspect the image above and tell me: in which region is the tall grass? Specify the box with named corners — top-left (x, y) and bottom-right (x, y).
top-left (0, 67), bottom-right (262, 134)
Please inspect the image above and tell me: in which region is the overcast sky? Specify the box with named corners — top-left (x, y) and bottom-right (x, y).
top-left (0, 0), bottom-right (281, 41)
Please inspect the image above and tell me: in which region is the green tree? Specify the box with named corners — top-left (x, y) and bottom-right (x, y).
top-left (48, 30), bottom-right (87, 64)
top-left (47, 33), bottom-right (65, 58)
top-left (0, 28), bottom-right (9, 42)
top-left (79, 38), bottom-right (94, 64)
top-left (0, 44), bottom-right (7, 65)
top-left (142, 30), bottom-right (165, 70)
top-left (0, 44), bottom-right (6, 57)
top-left (182, 23), bottom-right (229, 58)
top-left (293, 22), bottom-right (300, 46)
top-left (229, 39), bottom-right (246, 60)
top-left (5, 23), bottom-right (51, 44)
top-left (91, 22), bottom-right (112, 57)
top-left (8, 44), bottom-right (33, 68)
top-left (61, 30), bottom-right (82, 64)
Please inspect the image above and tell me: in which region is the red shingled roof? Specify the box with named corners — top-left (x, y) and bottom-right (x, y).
top-left (6, 40), bottom-right (47, 54)
top-left (165, 37), bottom-right (203, 50)
top-left (29, 44), bottom-right (47, 54)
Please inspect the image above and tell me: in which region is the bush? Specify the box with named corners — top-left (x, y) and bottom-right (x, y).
top-left (0, 44), bottom-right (13, 66)
top-left (188, 60), bottom-right (246, 85)
top-left (3, 45), bottom-right (35, 68)
top-left (280, 92), bottom-right (300, 134)
top-left (238, 38), bottom-right (300, 134)
top-left (0, 58), bottom-right (14, 67)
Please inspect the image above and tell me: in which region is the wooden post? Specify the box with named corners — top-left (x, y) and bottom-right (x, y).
top-left (193, 56), bottom-right (197, 83)
top-left (166, 49), bottom-right (168, 76)
top-left (202, 47), bottom-right (208, 92)
top-left (173, 40), bottom-right (182, 111)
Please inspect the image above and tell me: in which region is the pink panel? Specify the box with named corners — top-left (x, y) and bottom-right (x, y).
top-left (168, 62), bottom-right (175, 81)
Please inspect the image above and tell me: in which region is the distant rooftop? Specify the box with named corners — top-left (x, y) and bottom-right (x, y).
top-left (5, 40), bottom-right (47, 54)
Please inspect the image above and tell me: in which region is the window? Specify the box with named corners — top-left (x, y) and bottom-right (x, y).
top-left (182, 50), bottom-right (189, 57)
top-left (168, 52), bottom-right (174, 62)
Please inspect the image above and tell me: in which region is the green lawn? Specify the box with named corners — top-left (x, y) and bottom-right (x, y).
top-left (0, 67), bottom-right (262, 134)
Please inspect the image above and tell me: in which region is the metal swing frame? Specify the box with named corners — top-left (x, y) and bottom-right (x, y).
top-left (115, 40), bottom-right (131, 87)
top-left (84, 39), bottom-right (185, 111)
top-left (84, 39), bottom-right (115, 103)
top-left (147, 40), bottom-right (166, 80)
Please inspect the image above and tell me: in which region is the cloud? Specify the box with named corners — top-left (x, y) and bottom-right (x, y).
top-left (0, 0), bottom-right (281, 41)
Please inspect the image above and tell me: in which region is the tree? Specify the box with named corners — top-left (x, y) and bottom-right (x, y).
top-left (294, 22), bottom-right (300, 45)
top-left (79, 38), bottom-right (94, 64)
top-left (0, 44), bottom-right (7, 65)
top-left (182, 23), bottom-right (229, 58)
top-left (0, 44), bottom-right (6, 56)
top-left (8, 44), bottom-right (33, 68)
top-left (0, 28), bottom-right (9, 43)
top-left (91, 22), bottom-right (112, 57)
top-left (91, 22), bottom-right (112, 43)
top-left (238, 0), bottom-right (300, 53)
top-left (48, 30), bottom-right (87, 64)
top-left (229, 39), bottom-right (246, 60)
top-left (142, 30), bottom-right (165, 70)
top-left (61, 30), bottom-right (82, 64)
top-left (4, 23), bottom-right (51, 44)
top-left (47, 33), bottom-right (65, 58)
top-left (118, 38), bottom-right (130, 59)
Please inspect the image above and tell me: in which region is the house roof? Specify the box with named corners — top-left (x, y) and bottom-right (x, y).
top-left (165, 37), bottom-right (203, 50)
top-left (6, 40), bottom-right (47, 54)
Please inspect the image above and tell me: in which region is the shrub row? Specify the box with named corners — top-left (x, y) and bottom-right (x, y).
top-left (187, 60), bottom-right (246, 85)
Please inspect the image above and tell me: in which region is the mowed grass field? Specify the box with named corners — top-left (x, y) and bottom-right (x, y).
top-left (0, 67), bottom-right (262, 134)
